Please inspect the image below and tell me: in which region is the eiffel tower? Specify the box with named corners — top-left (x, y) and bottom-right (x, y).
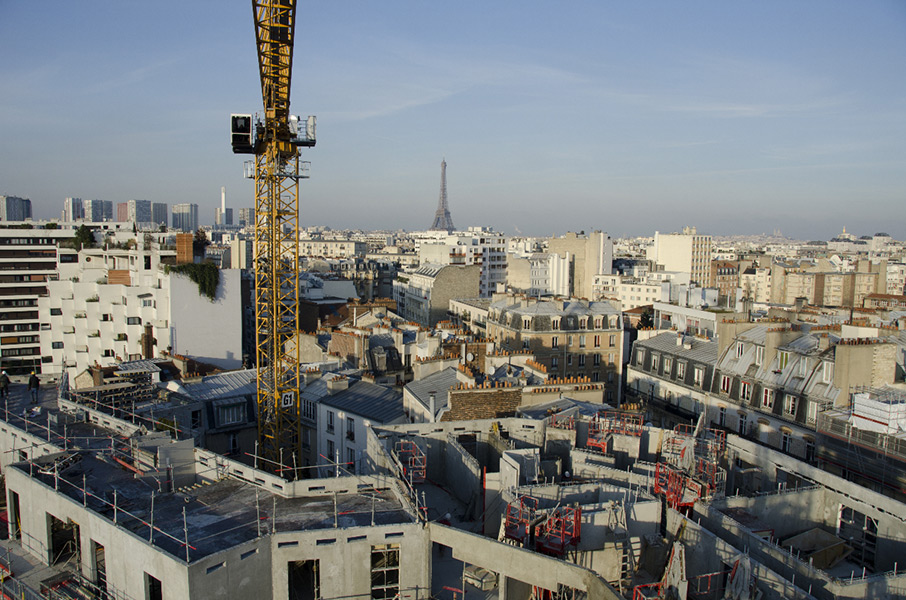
top-left (430, 159), bottom-right (455, 232)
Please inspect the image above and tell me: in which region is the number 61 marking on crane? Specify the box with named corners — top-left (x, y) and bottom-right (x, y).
top-left (280, 391), bottom-right (296, 408)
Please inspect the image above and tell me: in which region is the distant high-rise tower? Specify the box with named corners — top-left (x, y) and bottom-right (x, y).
top-left (429, 159), bottom-right (455, 232)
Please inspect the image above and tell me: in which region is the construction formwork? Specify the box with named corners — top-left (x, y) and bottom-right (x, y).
top-left (587, 411), bottom-right (643, 453)
top-left (395, 440), bottom-right (426, 484)
top-left (535, 505), bottom-right (582, 557)
top-left (503, 495), bottom-right (538, 545)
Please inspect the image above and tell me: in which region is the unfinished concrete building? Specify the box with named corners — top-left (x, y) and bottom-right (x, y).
top-left (2, 375), bottom-right (906, 600)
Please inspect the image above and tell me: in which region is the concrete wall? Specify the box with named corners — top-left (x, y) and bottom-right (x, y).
top-left (444, 434), bottom-right (482, 517)
top-left (665, 508), bottom-right (818, 600)
top-left (170, 268), bottom-right (243, 370)
top-left (271, 523), bottom-right (429, 600)
top-left (428, 522), bottom-right (622, 599)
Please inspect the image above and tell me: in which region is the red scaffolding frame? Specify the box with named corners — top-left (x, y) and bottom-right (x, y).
top-left (503, 496), bottom-right (538, 544)
top-left (395, 440), bottom-right (426, 484)
top-left (653, 462), bottom-right (705, 509)
top-left (587, 411), bottom-right (643, 453)
top-left (535, 505), bottom-right (582, 557)
top-left (547, 413), bottom-right (575, 430)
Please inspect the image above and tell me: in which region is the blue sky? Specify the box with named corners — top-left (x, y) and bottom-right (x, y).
top-left (1, 1), bottom-right (904, 239)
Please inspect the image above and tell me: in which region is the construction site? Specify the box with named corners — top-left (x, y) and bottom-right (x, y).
top-left (0, 368), bottom-right (905, 599)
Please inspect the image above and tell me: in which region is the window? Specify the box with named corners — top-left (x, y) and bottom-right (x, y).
top-left (579, 335), bottom-right (586, 348)
top-left (594, 335), bottom-right (600, 348)
top-left (799, 358), bottom-right (809, 377)
top-left (579, 318), bottom-right (587, 329)
top-left (805, 439), bottom-right (816, 462)
top-left (567, 335), bottom-right (574, 347)
top-left (551, 336), bottom-right (559, 349)
top-left (718, 406), bottom-right (726, 427)
top-left (593, 372), bottom-right (600, 382)
top-left (720, 375), bottom-right (731, 394)
top-left (327, 439), bottom-right (335, 461)
top-left (218, 404), bottom-right (245, 426)
top-left (823, 361), bottom-right (834, 383)
top-left (126, 317), bottom-right (141, 325)
top-left (522, 338), bottom-right (529, 349)
top-left (191, 410), bottom-right (202, 429)
top-left (740, 381), bottom-right (752, 401)
top-left (52, 341), bottom-right (63, 349)
top-left (636, 349), bottom-right (645, 365)
top-left (523, 318), bottom-right (531, 329)
top-left (807, 401), bottom-right (818, 424)
top-left (781, 431), bottom-right (792, 453)
top-left (607, 371), bottom-right (614, 383)
top-left (593, 354), bottom-right (601, 366)
top-left (567, 354), bottom-right (572, 366)
top-left (778, 351), bottom-right (789, 370)
top-left (142, 298), bottom-right (153, 308)
top-left (694, 367), bottom-right (704, 387)
top-left (664, 357), bottom-right (673, 374)
top-left (651, 354), bottom-right (659, 371)
top-left (784, 394), bottom-right (798, 416)
top-left (552, 318), bottom-right (560, 330)
top-left (371, 544), bottom-right (400, 599)
top-left (229, 433), bottom-right (239, 455)
top-left (609, 334), bottom-right (616, 346)
top-left (738, 413), bottom-right (748, 434)
top-left (677, 362), bottom-right (686, 379)
top-left (755, 346), bottom-right (764, 366)
top-left (578, 355), bottom-right (585, 367)
top-left (595, 317), bottom-right (602, 329)
top-left (346, 417), bottom-right (355, 441)
top-left (551, 356), bottom-right (558, 368)
top-left (50, 308), bottom-right (62, 316)
top-left (327, 411), bottom-right (335, 433)
top-left (735, 342), bottom-right (744, 358)
top-left (762, 389), bottom-right (774, 410)
top-left (347, 448), bottom-right (356, 473)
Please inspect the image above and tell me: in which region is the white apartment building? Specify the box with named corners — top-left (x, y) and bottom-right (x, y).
top-left (39, 243), bottom-right (243, 376)
top-left (298, 238), bottom-right (367, 259)
top-left (648, 227), bottom-right (712, 286)
top-left (740, 266), bottom-right (772, 302)
top-left (528, 252), bottom-right (570, 297)
top-left (592, 275), bottom-right (663, 310)
top-left (417, 228), bottom-right (507, 297)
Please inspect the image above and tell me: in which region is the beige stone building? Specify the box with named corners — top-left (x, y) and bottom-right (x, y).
top-left (485, 295), bottom-right (623, 404)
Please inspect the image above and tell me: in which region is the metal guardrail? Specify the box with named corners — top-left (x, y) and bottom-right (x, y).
top-left (818, 413), bottom-right (906, 463)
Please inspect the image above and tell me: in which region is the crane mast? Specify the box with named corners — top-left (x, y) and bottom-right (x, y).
top-left (232, 0), bottom-right (315, 475)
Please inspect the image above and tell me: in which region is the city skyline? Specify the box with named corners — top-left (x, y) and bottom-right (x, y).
top-left (1, 2), bottom-right (904, 239)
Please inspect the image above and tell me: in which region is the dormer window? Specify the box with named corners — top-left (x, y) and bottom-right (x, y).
top-left (735, 342), bottom-right (744, 359)
top-left (523, 317), bottom-right (531, 330)
top-left (552, 318), bottom-right (560, 330)
top-left (778, 351), bottom-right (789, 370)
top-left (754, 346), bottom-right (764, 366)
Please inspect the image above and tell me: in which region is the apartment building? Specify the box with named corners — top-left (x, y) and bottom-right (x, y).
top-left (0, 196), bottom-right (32, 221)
top-left (0, 227), bottom-right (76, 374)
top-left (485, 295), bottom-right (623, 404)
top-left (38, 243), bottom-right (244, 375)
top-left (393, 264), bottom-right (480, 327)
top-left (648, 227), bottom-right (712, 286)
top-left (547, 230), bottom-right (613, 299)
top-left (172, 203), bottom-right (199, 233)
top-left (417, 228), bottom-right (507, 298)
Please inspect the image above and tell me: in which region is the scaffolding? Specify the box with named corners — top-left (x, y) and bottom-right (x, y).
top-left (535, 505), bottom-right (582, 557)
top-left (587, 411), bottom-right (643, 453)
top-left (395, 440), bottom-right (426, 484)
top-left (547, 413), bottom-right (575, 430)
top-left (503, 495), bottom-right (538, 545)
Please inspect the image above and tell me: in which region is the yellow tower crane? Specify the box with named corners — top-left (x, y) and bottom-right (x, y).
top-left (231, 0), bottom-right (315, 476)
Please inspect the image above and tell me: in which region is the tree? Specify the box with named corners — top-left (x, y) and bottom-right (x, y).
top-left (193, 228), bottom-right (210, 257)
top-left (637, 308), bottom-right (654, 330)
top-left (43, 222), bottom-right (59, 230)
top-left (72, 225), bottom-right (96, 250)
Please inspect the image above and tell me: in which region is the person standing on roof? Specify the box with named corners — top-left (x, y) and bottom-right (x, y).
top-left (0, 371), bottom-right (9, 399)
top-left (27, 372), bottom-right (39, 404)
